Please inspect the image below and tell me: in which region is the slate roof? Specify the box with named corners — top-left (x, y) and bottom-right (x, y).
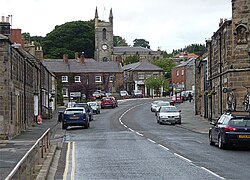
top-left (122, 60), bottom-right (164, 72)
top-left (0, 34), bottom-right (8, 40)
top-left (43, 58), bottom-right (123, 73)
top-left (175, 58), bottom-right (196, 68)
top-left (114, 46), bottom-right (152, 53)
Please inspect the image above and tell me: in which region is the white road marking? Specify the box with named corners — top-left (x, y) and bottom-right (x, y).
top-left (136, 132), bottom-right (143, 136)
top-left (147, 138), bottom-right (156, 144)
top-left (158, 144), bottom-right (170, 151)
top-left (174, 153), bottom-right (192, 163)
top-left (201, 167), bottom-right (225, 179)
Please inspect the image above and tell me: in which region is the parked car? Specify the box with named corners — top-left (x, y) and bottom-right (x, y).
top-left (171, 93), bottom-right (184, 104)
top-left (154, 101), bottom-right (171, 114)
top-left (92, 91), bottom-right (101, 99)
top-left (73, 103), bottom-right (93, 121)
top-left (151, 100), bottom-right (163, 112)
top-left (156, 106), bottom-right (181, 125)
top-left (101, 96), bottom-right (118, 109)
top-left (87, 101), bottom-right (101, 114)
top-left (62, 107), bottom-right (90, 129)
top-left (120, 90), bottom-right (130, 98)
top-left (209, 112), bottom-right (250, 149)
top-left (132, 90), bottom-right (143, 98)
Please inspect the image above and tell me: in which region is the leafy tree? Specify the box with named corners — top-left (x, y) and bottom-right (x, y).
top-left (172, 44), bottom-right (207, 56)
top-left (150, 58), bottom-right (176, 78)
top-left (41, 20), bottom-right (95, 59)
top-left (113, 36), bottom-right (128, 47)
top-left (133, 38), bottom-right (150, 49)
top-left (145, 75), bottom-right (165, 97)
top-left (123, 55), bottom-right (140, 65)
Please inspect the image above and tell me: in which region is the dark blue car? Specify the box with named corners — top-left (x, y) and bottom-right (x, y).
top-left (209, 113), bottom-right (250, 149)
top-left (62, 107), bottom-right (90, 129)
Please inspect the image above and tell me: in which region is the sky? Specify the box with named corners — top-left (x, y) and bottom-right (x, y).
top-left (1, 0), bottom-right (232, 52)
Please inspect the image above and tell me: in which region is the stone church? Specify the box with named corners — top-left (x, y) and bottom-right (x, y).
top-left (94, 7), bottom-right (163, 63)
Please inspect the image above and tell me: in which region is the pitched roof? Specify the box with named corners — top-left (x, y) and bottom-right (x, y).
top-left (175, 58), bottom-right (196, 68)
top-left (122, 60), bottom-right (164, 71)
top-left (114, 46), bottom-right (152, 53)
top-left (43, 58), bottom-right (123, 73)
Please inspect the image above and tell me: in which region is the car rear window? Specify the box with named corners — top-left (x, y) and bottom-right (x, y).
top-left (65, 109), bottom-right (85, 114)
top-left (229, 119), bottom-right (250, 126)
top-left (103, 97), bottom-right (112, 101)
top-left (161, 107), bottom-right (178, 112)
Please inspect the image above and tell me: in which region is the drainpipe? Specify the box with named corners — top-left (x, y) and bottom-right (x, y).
top-left (219, 32), bottom-right (223, 115)
top-left (206, 39), bottom-right (213, 121)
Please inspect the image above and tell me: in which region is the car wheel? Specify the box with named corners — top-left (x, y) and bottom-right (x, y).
top-left (209, 133), bottom-right (215, 146)
top-left (218, 134), bottom-right (226, 149)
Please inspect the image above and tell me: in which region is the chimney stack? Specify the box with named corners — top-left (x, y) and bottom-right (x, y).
top-left (80, 52), bottom-right (85, 63)
top-left (63, 54), bottom-right (68, 64)
top-left (75, 52), bottom-right (79, 59)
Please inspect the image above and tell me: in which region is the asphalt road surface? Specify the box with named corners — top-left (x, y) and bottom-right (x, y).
top-left (53, 98), bottom-right (250, 180)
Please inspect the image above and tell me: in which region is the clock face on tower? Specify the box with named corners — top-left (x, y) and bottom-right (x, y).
top-left (102, 44), bottom-right (108, 50)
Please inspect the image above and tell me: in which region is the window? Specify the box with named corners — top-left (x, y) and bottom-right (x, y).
top-left (176, 70), bottom-right (179, 76)
top-left (109, 76), bottom-right (114, 82)
top-left (62, 87), bottom-right (68, 97)
top-left (102, 28), bottom-right (106, 40)
top-left (95, 76), bottom-right (102, 82)
top-left (146, 74), bottom-right (151, 79)
top-left (138, 72), bottom-right (144, 80)
top-left (153, 73), bottom-right (158, 78)
top-left (62, 76), bottom-right (68, 82)
top-left (75, 76), bottom-right (81, 82)
top-left (181, 69), bottom-right (184, 75)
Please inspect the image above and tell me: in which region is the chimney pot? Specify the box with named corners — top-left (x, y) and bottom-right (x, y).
top-left (80, 54), bottom-right (85, 63)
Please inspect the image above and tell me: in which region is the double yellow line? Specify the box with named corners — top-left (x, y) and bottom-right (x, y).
top-left (63, 141), bottom-right (75, 180)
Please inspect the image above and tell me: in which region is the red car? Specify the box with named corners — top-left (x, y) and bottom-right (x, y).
top-left (171, 93), bottom-right (184, 104)
top-left (101, 96), bottom-right (118, 109)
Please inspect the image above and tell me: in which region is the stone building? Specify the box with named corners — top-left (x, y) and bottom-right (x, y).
top-left (206, 0), bottom-right (250, 120)
top-left (122, 60), bottom-right (164, 96)
top-left (195, 53), bottom-right (208, 118)
top-left (0, 17), bottom-right (56, 139)
top-left (94, 7), bottom-right (163, 63)
top-left (43, 54), bottom-right (124, 104)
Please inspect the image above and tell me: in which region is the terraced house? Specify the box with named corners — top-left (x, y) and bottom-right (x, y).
top-left (204, 0), bottom-right (250, 120)
top-left (0, 17), bottom-right (56, 139)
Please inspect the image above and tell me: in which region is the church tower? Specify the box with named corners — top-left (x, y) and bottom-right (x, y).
top-left (94, 7), bottom-right (114, 62)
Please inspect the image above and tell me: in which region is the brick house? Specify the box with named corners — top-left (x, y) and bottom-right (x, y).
top-left (205, 0), bottom-right (250, 120)
top-left (43, 54), bottom-right (124, 104)
top-left (0, 19), bottom-right (55, 139)
top-left (122, 60), bottom-right (164, 96)
top-left (171, 58), bottom-right (196, 93)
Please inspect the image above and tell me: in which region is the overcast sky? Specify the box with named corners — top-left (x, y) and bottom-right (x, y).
top-left (1, 0), bottom-right (232, 52)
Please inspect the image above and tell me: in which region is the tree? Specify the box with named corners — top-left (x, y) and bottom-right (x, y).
top-left (41, 20), bottom-right (95, 59)
top-left (145, 75), bottom-right (165, 97)
top-left (123, 55), bottom-right (140, 65)
top-left (133, 38), bottom-right (150, 49)
top-left (150, 58), bottom-right (176, 78)
top-left (113, 36), bottom-right (128, 47)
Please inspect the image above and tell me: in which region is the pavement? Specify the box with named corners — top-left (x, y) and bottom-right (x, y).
top-left (0, 99), bottom-right (211, 179)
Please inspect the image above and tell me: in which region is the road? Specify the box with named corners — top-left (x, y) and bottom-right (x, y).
top-left (52, 98), bottom-right (250, 180)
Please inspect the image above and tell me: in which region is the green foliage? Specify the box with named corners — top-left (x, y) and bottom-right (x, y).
top-left (113, 36), bottom-right (128, 47)
top-left (133, 39), bottom-right (150, 49)
top-left (150, 58), bottom-right (176, 77)
top-left (172, 44), bottom-right (207, 56)
top-left (41, 20), bottom-right (95, 59)
top-left (145, 75), bottom-right (165, 96)
top-left (123, 55), bottom-right (140, 65)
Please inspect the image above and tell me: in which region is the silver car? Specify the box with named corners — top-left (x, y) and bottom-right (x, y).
top-left (87, 101), bottom-right (101, 114)
top-left (151, 100), bottom-right (163, 112)
top-left (156, 106), bottom-right (181, 125)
